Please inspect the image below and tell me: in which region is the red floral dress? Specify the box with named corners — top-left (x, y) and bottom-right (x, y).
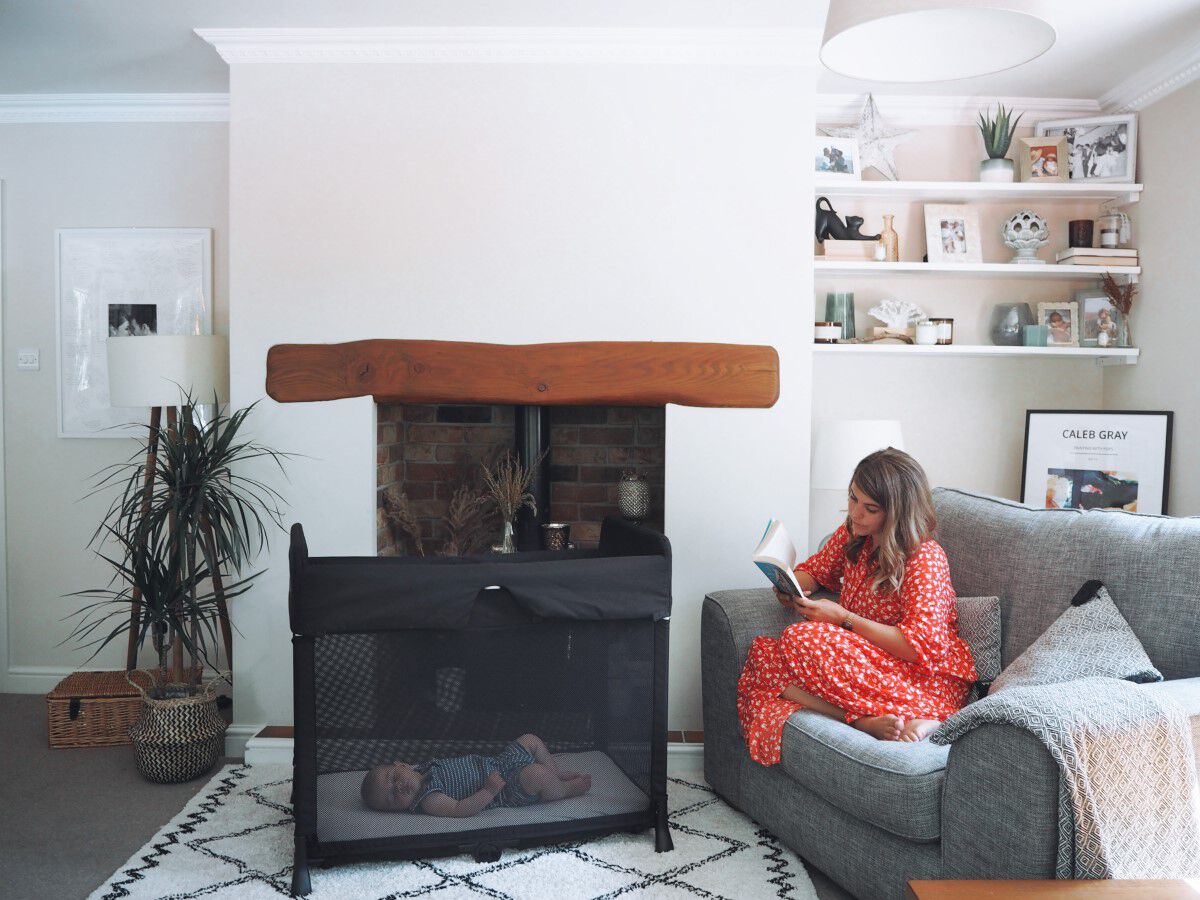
top-left (737, 524), bottom-right (976, 765)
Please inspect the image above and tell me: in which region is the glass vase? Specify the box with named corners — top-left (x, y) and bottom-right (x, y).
top-left (499, 520), bottom-right (516, 554)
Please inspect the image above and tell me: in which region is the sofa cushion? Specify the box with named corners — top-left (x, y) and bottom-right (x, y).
top-left (956, 596), bottom-right (1001, 684)
top-left (779, 709), bottom-right (950, 842)
top-left (989, 582), bottom-right (1162, 694)
top-left (932, 488), bottom-right (1200, 680)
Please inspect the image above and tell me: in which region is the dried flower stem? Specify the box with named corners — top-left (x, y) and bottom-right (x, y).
top-left (1100, 272), bottom-right (1138, 345)
top-left (481, 450), bottom-right (544, 523)
top-left (441, 484), bottom-right (493, 557)
top-left (383, 486), bottom-right (425, 556)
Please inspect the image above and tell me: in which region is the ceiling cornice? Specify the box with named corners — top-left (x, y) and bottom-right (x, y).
top-left (1100, 35), bottom-right (1200, 112)
top-left (193, 26), bottom-right (822, 66)
top-left (817, 94), bottom-right (1103, 128)
top-left (0, 94), bottom-right (228, 124)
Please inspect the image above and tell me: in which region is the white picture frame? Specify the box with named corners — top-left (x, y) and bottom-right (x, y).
top-left (1034, 114), bottom-right (1137, 183)
top-left (923, 204), bottom-right (982, 264)
top-left (56, 228), bottom-right (213, 438)
top-left (815, 136), bottom-right (861, 181)
top-left (1037, 300), bottom-right (1080, 347)
top-left (1021, 410), bottom-right (1172, 514)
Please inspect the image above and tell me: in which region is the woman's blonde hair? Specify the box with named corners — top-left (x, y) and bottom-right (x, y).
top-left (844, 448), bottom-right (937, 593)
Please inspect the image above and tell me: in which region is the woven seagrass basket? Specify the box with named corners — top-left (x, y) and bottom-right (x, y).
top-left (129, 678), bottom-right (227, 784)
top-left (46, 670), bottom-right (155, 748)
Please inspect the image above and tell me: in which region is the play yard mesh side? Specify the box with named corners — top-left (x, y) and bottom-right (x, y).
top-left (288, 516), bottom-right (672, 895)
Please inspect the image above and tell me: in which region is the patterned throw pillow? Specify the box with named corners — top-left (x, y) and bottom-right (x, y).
top-left (955, 596), bottom-right (1002, 684)
top-left (989, 581), bottom-right (1162, 695)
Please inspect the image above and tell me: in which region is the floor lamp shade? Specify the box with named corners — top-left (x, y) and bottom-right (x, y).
top-left (811, 420), bottom-right (905, 491)
top-left (107, 335), bottom-right (229, 407)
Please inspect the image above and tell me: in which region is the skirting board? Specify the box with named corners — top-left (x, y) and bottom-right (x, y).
top-left (239, 731), bottom-right (704, 775)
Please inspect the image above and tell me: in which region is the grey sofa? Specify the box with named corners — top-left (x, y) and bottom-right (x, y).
top-left (701, 487), bottom-right (1200, 900)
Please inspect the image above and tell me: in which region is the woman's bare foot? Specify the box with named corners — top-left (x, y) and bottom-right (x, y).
top-left (899, 719), bottom-right (940, 742)
top-left (852, 714), bottom-right (904, 741)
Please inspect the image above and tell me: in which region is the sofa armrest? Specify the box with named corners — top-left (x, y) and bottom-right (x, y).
top-left (941, 676), bottom-right (1200, 879)
top-left (701, 589), bottom-right (794, 806)
top-left (940, 723), bottom-right (1060, 879)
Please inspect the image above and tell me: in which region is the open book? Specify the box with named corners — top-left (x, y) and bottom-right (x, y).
top-left (753, 519), bottom-right (807, 597)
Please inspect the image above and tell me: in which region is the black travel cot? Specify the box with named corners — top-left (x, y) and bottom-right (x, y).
top-left (287, 515), bottom-right (673, 895)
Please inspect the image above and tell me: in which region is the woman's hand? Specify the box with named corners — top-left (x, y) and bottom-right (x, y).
top-left (794, 595), bottom-right (850, 626)
top-left (486, 771), bottom-right (507, 794)
top-left (773, 586), bottom-right (809, 615)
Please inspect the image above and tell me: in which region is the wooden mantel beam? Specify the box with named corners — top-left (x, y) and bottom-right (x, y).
top-left (266, 339), bottom-right (778, 408)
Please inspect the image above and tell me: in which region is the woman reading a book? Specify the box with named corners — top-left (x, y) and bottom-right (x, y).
top-left (737, 448), bottom-right (976, 764)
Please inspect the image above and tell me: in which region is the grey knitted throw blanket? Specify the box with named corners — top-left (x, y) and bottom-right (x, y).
top-left (931, 677), bottom-right (1200, 879)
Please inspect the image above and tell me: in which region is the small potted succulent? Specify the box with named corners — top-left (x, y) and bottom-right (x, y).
top-left (977, 103), bottom-right (1023, 182)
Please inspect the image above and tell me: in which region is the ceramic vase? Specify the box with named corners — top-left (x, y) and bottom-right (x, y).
top-left (979, 158), bottom-right (1014, 182)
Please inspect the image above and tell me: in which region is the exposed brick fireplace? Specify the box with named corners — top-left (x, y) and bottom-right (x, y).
top-left (376, 403), bottom-right (665, 555)
top-left (267, 337), bottom-right (776, 556)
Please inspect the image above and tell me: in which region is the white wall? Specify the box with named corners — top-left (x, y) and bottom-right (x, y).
top-left (1103, 79), bottom-right (1200, 516)
top-left (0, 123), bottom-right (229, 691)
top-left (811, 122), bottom-right (1107, 535)
top-left (227, 51), bottom-right (815, 738)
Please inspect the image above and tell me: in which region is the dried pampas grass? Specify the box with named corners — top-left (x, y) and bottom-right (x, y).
top-left (383, 486), bottom-right (425, 557)
top-left (481, 450), bottom-right (543, 523)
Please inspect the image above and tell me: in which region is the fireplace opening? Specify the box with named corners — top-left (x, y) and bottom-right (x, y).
top-left (377, 404), bottom-right (665, 556)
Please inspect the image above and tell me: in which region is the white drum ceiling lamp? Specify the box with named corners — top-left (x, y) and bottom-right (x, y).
top-left (821, 0), bottom-right (1056, 83)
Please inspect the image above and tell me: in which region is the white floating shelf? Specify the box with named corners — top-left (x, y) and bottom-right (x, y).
top-left (814, 260), bottom-right (1140, 279)
top-left (813, 180), bottom-right (1143, 205)
top-left (811, 344), bottom-right (1139, 366)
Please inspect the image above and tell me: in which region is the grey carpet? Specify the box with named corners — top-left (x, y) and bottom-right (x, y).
top-left (0, 692), bottom-right (231, 900)
top-left (1, 692), bottom-right (854, 900)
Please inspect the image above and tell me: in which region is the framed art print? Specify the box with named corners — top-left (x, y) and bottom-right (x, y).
top-left (1021, 410), bottom-right (1172, 514)
top-left (923, 204), bottom-right (982, 264)
top-left (1035, 114), bottom-right (1137, 183)
top-left (56, 228), bottom-right (213, 438)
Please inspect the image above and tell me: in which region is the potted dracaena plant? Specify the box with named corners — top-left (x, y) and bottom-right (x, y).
top-left (68, 392), bottom-right (290, 783)
top-left (977, 103), bottom-right (1023, 182)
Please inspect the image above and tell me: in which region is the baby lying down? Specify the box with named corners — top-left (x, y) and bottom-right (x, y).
top-left (360, 733), bottom-right (593, 817)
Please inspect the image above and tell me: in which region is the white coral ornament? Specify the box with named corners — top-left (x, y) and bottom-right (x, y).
top-left (868, 298), bottom-right (925, 331)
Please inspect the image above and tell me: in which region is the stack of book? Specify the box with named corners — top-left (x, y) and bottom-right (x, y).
top-left (1055, 247), bottom-right (1138, 267)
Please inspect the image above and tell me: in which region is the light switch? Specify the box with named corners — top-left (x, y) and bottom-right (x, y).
top-left (17, 349), bottom-right (39, 370)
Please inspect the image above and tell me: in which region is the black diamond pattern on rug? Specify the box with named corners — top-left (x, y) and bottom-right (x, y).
top-left (90, 764), bottom-right (815, 900)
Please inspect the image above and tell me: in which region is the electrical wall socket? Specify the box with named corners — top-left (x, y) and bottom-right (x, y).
top-left (17, 349), bottom-right (40, 370)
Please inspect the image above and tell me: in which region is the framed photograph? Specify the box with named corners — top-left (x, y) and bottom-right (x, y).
top-left (1017, 135), bottom-right (1069, 183)
top-left (1073, 287), bottom-right (1123, 347)
top-left (923, 204), bottom-right (982, 264)
top-left (815, 136), bottom-right (860, 180)
top-left (1035, 114), bottom-right (1137, 183)
top-left (1021, 410), bottom-right (1173, 514)
top-left (1037, 300), bottom-right (1079, 347)
top-left (56, 228), bottom-right (213, 438)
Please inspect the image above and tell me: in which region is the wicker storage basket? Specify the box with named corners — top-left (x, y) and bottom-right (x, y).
top-left (46, 670), bottom-right (154, 749)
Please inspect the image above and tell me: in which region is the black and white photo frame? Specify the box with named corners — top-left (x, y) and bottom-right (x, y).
top-left (1035, 114), bottom-right (1137, 183)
